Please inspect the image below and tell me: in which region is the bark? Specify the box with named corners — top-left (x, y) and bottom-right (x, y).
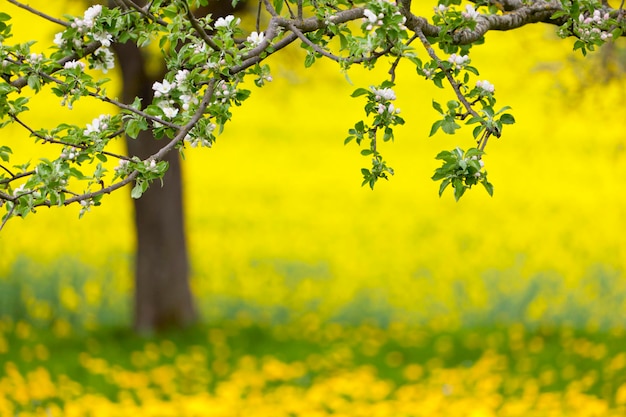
top-left (112, 0), bottom-right (248, 333)
top-left (112, 40), bottom-right (195, 333)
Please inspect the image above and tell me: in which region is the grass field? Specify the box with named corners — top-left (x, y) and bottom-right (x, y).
top-left (1, 2), bottom-right (626, 416)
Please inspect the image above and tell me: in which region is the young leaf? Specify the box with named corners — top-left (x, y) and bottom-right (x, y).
top-left (500, 114), bottom-right (515, 124)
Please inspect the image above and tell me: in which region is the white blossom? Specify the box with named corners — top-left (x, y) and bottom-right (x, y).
top-left (363, 9), bottom-right (378, 24)
top-left (185, 123), bottom-right (216, 148)
top-left (145, 159), bottom-right (158, 172)
top-left (448, 53), bottom-right (470, 68)
top-left (84, 115), bottom-right (110, 136)
top-left (152, 79), bottom-right (175, 97)
top-left (64, 60), bottom-right (86, 70)
top-left (61, 147), bottom-right (79, 159)
top-left (53, 32), bottom-right (65, 47)
top-left (83, 5), bottom-right (102, 23)
top-left (370, 86), bottom-right (396, 101)
top-left (246, 31), bottom-right (265, 47)
top-left (214, 15), bottom-right (239, 28)
top-left (13, 184), bottom-right (26, 196)
top-left (159, 101), bottom-right (179, 119)
top-left (73, 4), bottom-right (102, 31)
top-left (174, 69), bottom-right (189, 87)
top-left (93, 47), bottom-right (115, 73)
top-left (476, 79), bottom-right (495, 93)
top-left (462, 4), bottom-right (480, 20)
top-left (377, 102), bottom-right (400, 114)
top-left (434, 4), bottom-right (448, 14)
top-left (93, 31), bottom-right (113, 47)
top-left (115, 159), bottom-right (129, 173)
top-left (180, 94), bottom-right (198, 111)
top-left (600, 31), bottom-right (612, 40)
top-left (29, 53), bottom-right (43, 64)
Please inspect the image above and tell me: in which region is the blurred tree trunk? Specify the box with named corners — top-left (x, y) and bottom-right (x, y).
top-left (111, 1), bottom-right (246, 333)
top-left (112, 41), bottom-right (195, 333)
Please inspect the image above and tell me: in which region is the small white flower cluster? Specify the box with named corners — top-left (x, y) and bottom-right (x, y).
top-left (214, 81), bottom-right (236, 104)
top-left (246, 31), bottom-right (265, 47)
top-left (159, 101), bottom-right (179, 119)
top-left (79, 198), bottom-right (93, 216)
top-left (84, 114), bottom-right (110, 137)
top-left (13, 183), bottom-right (26, 197)
top-left (448, 53), bottom-right (470, 68)
top-left (93, 47), bottom-right (115, 73)
top-left (376, 102), bottom-right (400, 115)
top-left (475, 79), bottom-right (495, 94)
top-left (462, 5), bottom-right (480, 21)
top-left (60, 146), bottom-right (79, 160)
top-left (114, 159), bottom-right (130, 174)
top-left (434, 4), bottom-right (448, 15)
top-left (28, 53), bottom-right (43, 64)
top-left (152, 70), bottom-right (197, 119)
top-left (422, 68), bottom-right (435, 79)
top-left (72, 5), bottom-right (102, 32)
top-left (214, 15), bottom-right (240, 29)
top-left (469, 155), bottom-right (485, 178)
top-left (185, 123), bottom-right (217, 148)
top-left (370, 86), bottom-right (401, 114)
top-left (576, 10), bottom-right (613, 41)
top-left (144, 159), bottom-right (159, 173)
top-left (362, 7), bottom-right (406, 32)
top-left (370, 86), bottom-right (396, 101)
top-left (64, 60), bottom-right (86, 71)
top-left (55, 5), bottom-right (115, 73)
top-left (363, 9), bottom-right (384, 31)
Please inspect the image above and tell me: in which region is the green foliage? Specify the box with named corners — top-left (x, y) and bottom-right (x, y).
top-left (432, 147), bottom-right (493, 200)
top-left (0, 0), bottom-right (623, 226)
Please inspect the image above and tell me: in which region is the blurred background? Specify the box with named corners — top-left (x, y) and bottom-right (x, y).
top-left (1, 1), bottom-right (626, 416)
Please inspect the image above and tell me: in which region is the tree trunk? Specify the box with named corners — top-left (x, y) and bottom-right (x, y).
top-left (112, 41), bottom-right (196, 333)
top-left (112, 0), bottom-right (247, 333)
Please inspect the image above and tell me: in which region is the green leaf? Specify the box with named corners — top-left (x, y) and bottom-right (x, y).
top-left (500, 114), bottom-right (515, 125)
top-left (432, 100), bottom-right (443, 114)
top-left (351, 88), bottom-right (369, 97)
top-left (438, 178), bottom-right (451, 197)
top-left (131, 182), bottom-right (144, 199)
top-left (441, 118), bottom-right (460, 135)
top-left (453, 179), bottom-right (465, 201)
top-left (482, 180), bottom-right (494, 196)
top-left (472, 125), bottom-right (484, 139)
top-left (429, 120), bottom-right (443, 137)
top-left (361, 149), bottom-right (374, 156)
top-left (446, 100), bottom-right (459, 110)
top-left (0, 145), bottom-right (12, 162)
top-left (304, 53), bottom-right (315, 68)
top-left (0, 12), bottom-right (11, 22)
top-left (27, 75), bottom-right (41, 92)
top-left (435, 150), bottom-right (453, 161)
top-left (273, 0), bottom-right (283, 14)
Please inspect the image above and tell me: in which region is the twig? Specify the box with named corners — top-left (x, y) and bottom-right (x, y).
top-left (6, 0), bottom-right (70, 27)
top-left (10, 115), bottom-right (130, 161)
top-left (0, 203), bottom-right (16, 232)
top-left (182, 2), bottom-right (225, 54)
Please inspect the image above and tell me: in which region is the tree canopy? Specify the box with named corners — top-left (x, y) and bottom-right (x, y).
top-left (0, 0), bottom-right (624, 229)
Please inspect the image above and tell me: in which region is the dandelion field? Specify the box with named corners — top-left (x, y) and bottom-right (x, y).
top-left (2, 2), bottom-right (626, 416)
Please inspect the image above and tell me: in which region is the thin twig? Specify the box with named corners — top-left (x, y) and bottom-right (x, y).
top-left (11, 115), bottom-right (130, 161)
top-left (0, 170), bottom-right (35, 186)
top-left (0, 164), bottom-right (14, 177)
top-left (0, 203), bottom-right (16, 232)
top-left (182, 2), bottom-right (224, 54)
top-left (415, 28), bottom-right (482, 125)
top-left (6, 0), bottom-right (70, 27)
